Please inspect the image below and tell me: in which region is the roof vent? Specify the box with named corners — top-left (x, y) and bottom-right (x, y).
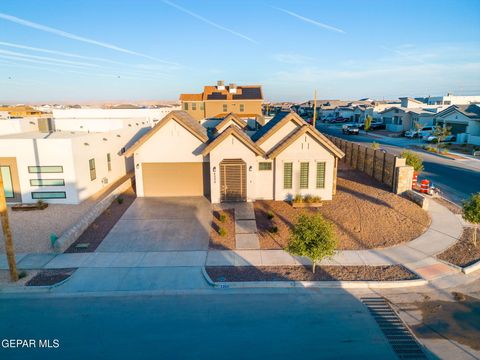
top-left (229, 83), bottom-right (237, 94)
top-left (217, 80), bottom-right (225, 90)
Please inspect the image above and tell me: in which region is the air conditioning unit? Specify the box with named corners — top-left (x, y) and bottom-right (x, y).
top-left (101, 177), bottom-right (108, 185)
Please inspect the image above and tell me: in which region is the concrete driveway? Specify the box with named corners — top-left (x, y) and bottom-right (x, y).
top-left (96, 197), bottom-right (211, 252)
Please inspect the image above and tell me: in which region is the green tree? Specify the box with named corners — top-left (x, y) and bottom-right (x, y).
top-left (371, 141), bottom-right (380, 150)
top-left (364, 115), bottom-right (372, 132)
top-left (286, 214), bottom-right (337, 273)
top-left (401, 150), bottom-right (424, 173)
top-left (463, 193), bottom-right (480, 247)
top-left (432, 125), bottom-right (451, 151)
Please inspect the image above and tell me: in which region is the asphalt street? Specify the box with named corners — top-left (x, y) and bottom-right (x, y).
top-left (318, 124), bottom-right (480, 204)
top-left (0, 290), bottom-right (398, 360)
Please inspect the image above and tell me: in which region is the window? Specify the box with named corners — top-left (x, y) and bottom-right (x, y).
top-left (28, 166), bottom-right (63, 173)
top-left (192, 103), bottom-right (197, 111)
top-left (200, 103), bottom-right (204, 110)
top-left (0, 166), bottom-right (14, 198)
top-left (30, 179), bottom-right (65, 186)
top-left (283, 163), bottom-right (292, 189)
top-left (316, 162), bottom-right (326, 189)
top-left (107, 153), bottom-right (112, 172)
top-left (223, 104), bottom-right (228, 112)
top-left (259, 162), bottom-right (272, 171)
top-left (89, 159), bottom-right (96, 181)
top-left (183, 102), bottom-right (189, 110)
top-left (240, 104), bottom-right (244, 112)
top-left (300, 162), bottom-right (309, 189)
top-left (32, 191), bottom-right (66, 199)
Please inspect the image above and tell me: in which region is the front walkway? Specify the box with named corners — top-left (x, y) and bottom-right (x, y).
top-left (217, 202), bottom-right (260, 250)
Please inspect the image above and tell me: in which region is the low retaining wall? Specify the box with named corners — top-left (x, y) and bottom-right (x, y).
top-left (462, 260), bottom-right (480, 275)
top-left (403, 190), bottom-right (429, 210)
top-left (53, 177), bottom-right (133, 253)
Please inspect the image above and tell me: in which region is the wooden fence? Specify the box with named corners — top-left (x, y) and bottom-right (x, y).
top-left (327, 135), bottom-right (405, 190)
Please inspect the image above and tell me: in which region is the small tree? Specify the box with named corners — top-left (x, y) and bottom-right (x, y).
top-left (432, 125), bottom-right (451, 152)
top-left (413, 121), bottom-right (423, 141)
top-left (463, 193), bottom-right (480, 247)
top-left (401, 150), bottom-right (424, 173)
top-left (364, 115), bottom-right (372, 132)
top-left (286, 214), bottom-right (337, 273)
top-left (371, 141), bottom-right (380, 150)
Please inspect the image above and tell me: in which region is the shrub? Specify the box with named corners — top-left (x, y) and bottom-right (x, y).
top-left (218, 227), bottom-right (227, 237)
top-left (268, 225), bottom-right (278, 233)
top-left (286, 214), bottom-right (337, 273)
top-left (218, 213), bottom-right (227, 223)
top-left (116, 197), bottom-right (124, 205)
top-left (310, 196), bottom-right (321, 203)
top-left (266, 211), bottom-right (274, 220)
top-left (293, 194), bottom-right (304, 203)
top-left (303, 195), bottom-right (313, 203)
top-left (371, 141), bottom-right (380, 150)
top-left (401, 150), bottom-right (424, 173)
top-left (18, 271), bottom-right (27, 279)
top-left (463, 193), bottom-right (480, 247)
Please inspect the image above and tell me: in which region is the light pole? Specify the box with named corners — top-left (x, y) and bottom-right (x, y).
top-left (0, 169), bottom-right (18, 281)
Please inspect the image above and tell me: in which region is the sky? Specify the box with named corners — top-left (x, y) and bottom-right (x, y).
top-left (0, 0), bottom-right (479, 103)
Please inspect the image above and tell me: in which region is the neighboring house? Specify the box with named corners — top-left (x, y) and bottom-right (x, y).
top-left (125, 111), bottom-right (344, 203)
top-left (179, 80), bottom-right (263, 121)
top-left (380, 107), bottom-right (435, 132)
top-left (0, 117), bottom-right (150, 204)
top-left (424, 94), bottom-right (480, 106)
top-left (434, 104), bottom-right (480, 145)
top-left (0, 105), bottom-right (48, 117)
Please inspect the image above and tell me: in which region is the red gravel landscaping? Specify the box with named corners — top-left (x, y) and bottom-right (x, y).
top-left (209, 208), bottom-right (235, 250)
top-left (437, 227), bottom-right (480, 267)
top-left (254, 169), bottom-right (430, 250)
top-left (206, 265), bottom-right (417, 282)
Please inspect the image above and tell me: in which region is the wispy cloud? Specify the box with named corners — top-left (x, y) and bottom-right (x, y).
top-left (274, 53), bottom-right (313, 65)
top-left (162, 0), bottom-right (258, 44)
top-left (0, 12), bottom-right (177, 64)
top-left (0, 48), bottom-right (99, 68)
top-left (274, 7), bottom-right (345, 34)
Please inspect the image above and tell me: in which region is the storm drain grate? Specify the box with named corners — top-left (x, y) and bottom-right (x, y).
top-left (361, 297), bottom-right (427, 360)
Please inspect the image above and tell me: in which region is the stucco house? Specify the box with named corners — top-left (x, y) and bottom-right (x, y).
top-left (125, 110), bottom-right (344, 203)
top-left (434, 104), bottom-right (480, 145)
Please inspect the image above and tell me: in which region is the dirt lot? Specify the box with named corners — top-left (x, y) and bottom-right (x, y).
top-left (65, 187), bottom-right (136, 253)
top-left (254, 169), bottom-right (431, 250)
top-left (209, 209), bottom-right (235, 250)
top-left (437, 227), bottom-right (480, 267)
top-left (206, 265), bottom-right (417, 282)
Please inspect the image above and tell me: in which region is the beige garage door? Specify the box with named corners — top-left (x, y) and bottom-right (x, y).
top-left (142, 162), bottom-right (209, 197)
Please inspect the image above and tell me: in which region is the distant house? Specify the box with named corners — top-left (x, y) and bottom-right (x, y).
top-left (424, 94), bottom-right (480, 106)
top-left (434, 104), bottom-right (480, 145)
top-left (179, 81), bottom-right (263, 121)
top-left (380, 107), bottom-right (435, 132)
top-left (125, 111), bottom-right (344, 203)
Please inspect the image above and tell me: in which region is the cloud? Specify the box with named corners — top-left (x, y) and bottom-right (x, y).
top-left (274, 7), bottom-right (345, 34)
top-left (162, 0), bottom-right (258, 44)
top-left (0, 12), bottom-right (177, 64)
top-left (0, 48), bottom-right (99, 68)
top-left (274, 53), bottom-right (313, 64)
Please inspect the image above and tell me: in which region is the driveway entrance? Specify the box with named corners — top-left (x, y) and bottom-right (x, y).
top-left (96, 197), bottom-right (211, 252)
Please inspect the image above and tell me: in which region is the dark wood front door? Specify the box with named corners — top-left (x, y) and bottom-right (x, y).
top-left (220, 159), bottom-right (246, 202)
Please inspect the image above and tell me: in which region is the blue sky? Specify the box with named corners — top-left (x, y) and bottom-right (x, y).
top-left (1, 0), bottom-right (479, 103)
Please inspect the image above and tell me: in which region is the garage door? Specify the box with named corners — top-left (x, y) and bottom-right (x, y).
top-left (142, 162), bottom-right (210, 197)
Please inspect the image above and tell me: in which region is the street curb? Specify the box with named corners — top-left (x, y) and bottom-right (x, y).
top-left (461, 259), bottom-right (480, 275)
top-left (201, 267), bottom-right (428, 289)
top-left (409, 146), bottom-right (466, 161)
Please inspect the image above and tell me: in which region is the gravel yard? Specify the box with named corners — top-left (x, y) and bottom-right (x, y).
top-left (254, 169), bottom-right (431, 250)
top-left (209, 208), bottom-right (235, 250)
top-left (206, 265), bottom-right (417, 282)
top-left (26, 268), bottom-right (76, 286)
top-left (437, 227), bottom-right (480, 267)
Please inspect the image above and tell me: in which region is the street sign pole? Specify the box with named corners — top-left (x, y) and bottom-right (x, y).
top-left (0, 169), bottom-right (18, 282)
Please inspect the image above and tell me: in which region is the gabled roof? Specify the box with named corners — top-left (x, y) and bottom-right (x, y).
top-left (124, 111), bottom-right (208, 157)
top-left (201, 125), bottom-right (265, 156)
top-left (251, 111), bottom-right (305, 144)
top-left (435, 104), bottom-right (480, 119)
top-left (214, 113), bottom-right (247, 132)
top-left (266, 125), bottom-right (345, 159)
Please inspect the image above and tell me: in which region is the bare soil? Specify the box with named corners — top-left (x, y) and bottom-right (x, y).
top-left (26, 268), bottom-right (76, 286)
top-left (254, 169), bottom-right (430, 250)
top-left (412, 293), bottom-right (480, 351)
top-left (206, 265), bottom-right (417, 282)
top-left (437, 227), bottom-right (480, 267)
top-left (209, 209), bottom-right (235, 250)
top-left (433, 197), bottom-right (463, 215)
top-left (65, 187), bottom-right (136, 253)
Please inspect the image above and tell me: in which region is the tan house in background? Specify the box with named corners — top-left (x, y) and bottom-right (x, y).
top-left (179, 81), bottom-right (263, 121)
top-left (0, 106), bottom-right (47, 117)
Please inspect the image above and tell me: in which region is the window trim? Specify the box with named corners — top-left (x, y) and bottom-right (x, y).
top-left (31, 191), bottom-right (66, 199)
top-left (222, 104), bottom-right (228, 112)
top-left (183, 102), bottom-right (189, 110)
top-left (316, 162), bottom-right (326, 189)
top-left (258, 162), bottom-right (272, 171)
top-left (299, 162), bottom-right (309, 189)
top-left (28, 166), bottom-right (63, 174)
top-left (239, 104), bottom-right (245, 112)
top-left (89, 158), bottom-right (96, 181)
top-left (107, 153), bottom-right (112, 172)
top-left (283, 162), bottom-right (293, 189)
top-left (30, 179), bottom-right (65, 186)
top-left (0, 166), bottom-right (14, 198)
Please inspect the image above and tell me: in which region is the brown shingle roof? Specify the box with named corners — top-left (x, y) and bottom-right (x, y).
top-left (179, 93), bottom-right (203, 101)
top-left (214, 113), bottom-right (247, 132)
top-left (124, 111), bottom-right (208, 157)
top-left (201, 125), bottom-right (265, 156)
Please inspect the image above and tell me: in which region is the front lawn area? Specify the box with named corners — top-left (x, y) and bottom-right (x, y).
top-left (254, 169), bottom-right (431, 250)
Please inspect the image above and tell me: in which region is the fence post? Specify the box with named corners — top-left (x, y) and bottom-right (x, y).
top-left (381, 151), bottom-right (386, 183)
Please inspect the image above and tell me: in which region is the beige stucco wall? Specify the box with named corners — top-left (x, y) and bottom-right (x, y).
top-left (205, 100), bottom-right (262, 119)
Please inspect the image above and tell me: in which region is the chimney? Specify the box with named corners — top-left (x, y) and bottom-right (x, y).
top-left (216, 80), bottom-right (225, 90)
top-left (229, 83), bottom-right (237, 94)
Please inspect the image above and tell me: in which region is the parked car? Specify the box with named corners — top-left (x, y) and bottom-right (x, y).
top-left (425, 134), bottom-right (456, 143)
top-left (370, 121), bottom-right (386, 130)
top-left (404, 129), bottom-right (418, 138)
top-left (330, 117), bottom-right (348, 123)
top-left (342, 124), bottom-right (360, 135)
top-left (418, 126), bottom-right (434, 138)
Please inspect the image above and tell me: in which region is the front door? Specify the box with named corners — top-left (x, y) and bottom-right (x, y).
top-left (220, 159), bottom-right (246, 202)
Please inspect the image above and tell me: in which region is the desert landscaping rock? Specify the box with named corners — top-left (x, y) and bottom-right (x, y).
top-left (26, 268), bottom-right (76, 286)
top-left (209, 209), bottom-right (235, 250)
top-left (437, 227), bottom-right (480, 267)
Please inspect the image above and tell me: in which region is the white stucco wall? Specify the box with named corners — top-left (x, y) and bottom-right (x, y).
top-left (0, 117), bottom-right (39, 135)
top-left (274, 133), bottom-right (335, 201)
top-left (131, 119), bottom-right (206, 197)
